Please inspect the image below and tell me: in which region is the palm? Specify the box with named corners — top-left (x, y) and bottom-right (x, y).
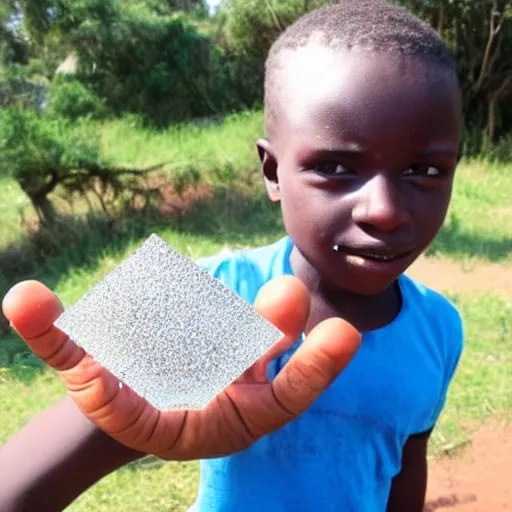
top-left (2, 277), bottom-right (360, 461)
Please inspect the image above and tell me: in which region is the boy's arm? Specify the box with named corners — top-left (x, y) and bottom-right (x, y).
top-left (386, 430), bottom-right (431, 512)
top-left (0, 396), bottom-right (144, 512)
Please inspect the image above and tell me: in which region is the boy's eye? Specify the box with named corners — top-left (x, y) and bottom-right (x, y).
top-left (403, 165), bottom-right (443, 177)
top-left (314, 162), bottom-right (352, 176)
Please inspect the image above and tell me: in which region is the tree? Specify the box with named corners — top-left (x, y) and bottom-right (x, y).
top-left (223, 0), bottom-right (335, 60)
top-left (0, 2), bottom-right (30, 66)
top-left (0, 108), bottom-right (101, 225)
top-left (0, 105), bottom-right (171, 226)
top-left (397, 0), bottom-right (512, 148)
top-left (7, 0), bottom-right (248, 124)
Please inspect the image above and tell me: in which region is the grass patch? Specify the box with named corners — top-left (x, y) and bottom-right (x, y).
top-left (2, 111), bottom-right (511, 265)
top-left (0, 178), bottom-right (29, 248)
top-left (428, 160), bottom-right (512, 262)
top-left (69, 459), bottom-right (199, 511)
top-left (430, 293), bottom-right (512, 456)
top-left (101, 110), bottom-right (263, 178)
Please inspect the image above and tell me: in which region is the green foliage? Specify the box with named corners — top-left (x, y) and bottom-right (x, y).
top-left (47, 76), bottom-right (105, 120)
top-left (220, 0), bottom-right (335, 100)
top-left (45, 1), bottom-right (253, 124)
top-left (17, 0), bottom-right (58, 41)
top-left (483, 131), bottom-right (512, 162)
top-left (100, 110), bottom-right (263, 174)
top-left (396, 0), bottom-right (512, 150)
top-left (168, 0), bottom-right (208, 18)
top-left (0, 2), bottom-right (29, 65)
top-left (0, 108), bottom-right (100, 181)
top-left (0, 64), bottom-right (46, 109)
top-left (223, 0), bottom-right (334, 59)
top-left (222, 0), bottom-right (512, 150)
top-left (0, 107), bottom-right (103, 224)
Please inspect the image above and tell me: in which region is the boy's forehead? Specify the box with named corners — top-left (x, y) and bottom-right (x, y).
top-left (272, 44), bottom-right (460, 146)
top-left (277, 46), bottom-right (352, 112)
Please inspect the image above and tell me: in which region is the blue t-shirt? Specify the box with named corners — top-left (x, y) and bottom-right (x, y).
top-left (191, 237), bottom-right (463, 512)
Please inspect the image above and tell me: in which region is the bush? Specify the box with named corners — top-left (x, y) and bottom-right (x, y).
top-left (68, 4), bottom-right (258, 125)
top-left (214, 0), bottom-right (336, 115)
top-left (47, 77), bottom-right (105, 120)
top-left (0, 108), bottom-right (101, 182)
top-left (482, 132), bottom-right (512, 163)
top-left (223, 0), bottom-right (335, 60)
top-left (0, 107), bottom-right (102, 225)
top-left (0, 64), bottom-right (47, 110)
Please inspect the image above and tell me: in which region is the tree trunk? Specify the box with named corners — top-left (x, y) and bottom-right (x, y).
top-left (30, 193), bottom-right (57, 227)
top-left (16, 169), bottom-right (60, 227)
top-left (485, 94), bottom-right (498, 147)
top-left (437, 4), bottom-right (445, 34)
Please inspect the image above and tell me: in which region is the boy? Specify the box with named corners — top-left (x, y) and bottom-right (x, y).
top-left (1, 1), bottom-right (463, 511)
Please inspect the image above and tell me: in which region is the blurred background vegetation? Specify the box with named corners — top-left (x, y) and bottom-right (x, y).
top-left (1, 0), bottom-right (511, 230)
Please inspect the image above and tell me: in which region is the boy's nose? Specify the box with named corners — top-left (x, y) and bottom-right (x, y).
top-left (351, 175), bottom-right (411, 233)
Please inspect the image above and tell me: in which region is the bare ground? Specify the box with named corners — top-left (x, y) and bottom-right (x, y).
top-left (407, 258), bottom-right (512, 511)
top-left (406, 256), bottom-right (512, 299)
top-left (425, 421), bottom-right (512, 511)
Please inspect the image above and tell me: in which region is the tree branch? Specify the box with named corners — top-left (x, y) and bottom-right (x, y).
top-left (437, 3), bottom-right (445, 33)
top-left (493, 72), bottom-right (512, 100)
top-left (265, 0), bottom-right (283, 32)
top-left (40, 170), bottom-right (60, 196)
top-left (75, 160), bottom-right (173, 178)
top-left (475, 0), bottom-right (506, 92)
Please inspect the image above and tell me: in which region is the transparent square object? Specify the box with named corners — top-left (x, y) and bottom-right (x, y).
top-left (55, 234), bottom-right (282, 410)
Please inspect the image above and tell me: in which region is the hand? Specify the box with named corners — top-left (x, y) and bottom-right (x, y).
top-left (2, 276), bottom-right (360, 461)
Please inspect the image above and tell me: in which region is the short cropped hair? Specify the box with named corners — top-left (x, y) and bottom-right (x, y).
top-left (264, 0), bottom-right (457, 139)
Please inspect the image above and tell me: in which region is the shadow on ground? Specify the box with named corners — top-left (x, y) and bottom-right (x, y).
top-left (424, 493), bottom-right (478, 511)
top-left (427, 214), bottom-right (512, 262)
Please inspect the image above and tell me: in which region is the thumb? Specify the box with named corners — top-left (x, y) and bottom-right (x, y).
top-left (272, 316), bottom-right (361, 415)
top-left (241, 275), bottom-right (310, 382)
top-left (3, 280), bottom-right (64, 340)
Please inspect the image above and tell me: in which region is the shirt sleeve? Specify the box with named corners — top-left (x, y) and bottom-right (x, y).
top-left (424, 306), bottom-right (464, 431)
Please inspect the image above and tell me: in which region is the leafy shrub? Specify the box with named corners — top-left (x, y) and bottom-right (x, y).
top-left (47, 77), bottom-right (105, 120)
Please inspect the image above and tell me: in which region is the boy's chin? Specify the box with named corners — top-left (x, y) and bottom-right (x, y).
top-left (332, 276), bottom-right (401, 297)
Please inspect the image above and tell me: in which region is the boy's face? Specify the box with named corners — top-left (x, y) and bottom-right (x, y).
top-left (259, 46), bottom-right (461, 296)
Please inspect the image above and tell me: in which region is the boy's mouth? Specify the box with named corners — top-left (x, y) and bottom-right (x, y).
top-left (333, 245), bottom-right (416, 264)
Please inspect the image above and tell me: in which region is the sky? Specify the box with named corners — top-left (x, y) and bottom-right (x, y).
top-left (206, 0), bottom-right (222, 15)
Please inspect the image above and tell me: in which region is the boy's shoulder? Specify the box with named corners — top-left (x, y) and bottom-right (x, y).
top-left (400, 273), bottom-right (463, 331)
top-left (398, 273), bottom-right (464, 373)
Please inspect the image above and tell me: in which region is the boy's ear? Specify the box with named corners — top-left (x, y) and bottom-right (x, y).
top-left (256, 139), bottom-right (280, 202)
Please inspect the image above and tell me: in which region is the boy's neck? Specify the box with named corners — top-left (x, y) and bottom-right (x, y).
top-left (290, 247), bottom-right (403, 333)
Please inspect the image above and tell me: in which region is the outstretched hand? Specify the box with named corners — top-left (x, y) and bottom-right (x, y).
top-left (2, 276), bottom-right (360, 461)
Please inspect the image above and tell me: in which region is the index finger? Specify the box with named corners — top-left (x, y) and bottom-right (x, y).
top-left (2, 280), bottom-right (83, 370)
top-left (2, 280), bottom-right (171, 454)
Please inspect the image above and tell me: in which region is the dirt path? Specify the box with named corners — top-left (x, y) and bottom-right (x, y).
top-left (425, 422), bottom-right (512, 511)
top-left (406, 257), bottom-right (512, 511)
top-left (406, 256), bottom-right (512, 299)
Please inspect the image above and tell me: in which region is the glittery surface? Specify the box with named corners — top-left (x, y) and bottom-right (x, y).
top-left (55, 234), bottom-right (282, 410)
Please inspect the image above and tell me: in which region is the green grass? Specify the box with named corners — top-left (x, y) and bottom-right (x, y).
top-left (1, 110), bottom-right (511, 263)
top-left (0, 178), bottom-right (29, 248)
top-left (0, 112), bottom-right (511, 509)
top-left (101, 110), bottom-right (264, 178)
top-left (428, 160), bottom-right (512, 262)
top-left (430, 293), bottom-right (512, 456)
